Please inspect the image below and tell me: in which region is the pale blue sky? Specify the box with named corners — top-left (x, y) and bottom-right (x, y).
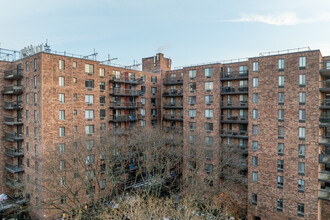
top-left (1, 0), bottom-right (330, 67)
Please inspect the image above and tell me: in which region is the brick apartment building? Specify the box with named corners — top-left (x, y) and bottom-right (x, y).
top-left (0, 46), bottom-right (329, 219)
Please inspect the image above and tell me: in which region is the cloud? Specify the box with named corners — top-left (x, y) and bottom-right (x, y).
top-left (221, 12), bottom-right (330, 26)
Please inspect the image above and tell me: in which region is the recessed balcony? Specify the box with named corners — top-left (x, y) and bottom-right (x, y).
top-left (109, 114), bottom-right (142, 122)
top-left (162, 89), bottom-right (183, 97)
top-left (220, 71), bottom-right (248, 81)
top-left (5, 163), bottom-right (24, 174)
top-left (4, 132), bottom-right (24, 142)
top-left (320, 61), bottom-right (330, 77)
top-left (2, 85), bottom-right (23, 95)
top-left (3, 101), bottom-right (23, 110)
top-left (163, 113), bottom-right (183, 122)
top-left (163, 76), bottom-right (183, 85)
top-left (109, 102), bottom-right (142, 109)
top-left (320, 99), bottom-right (330, 109)
top-left (220, 129), bottom-right (248, 139)
top-left (109, 75), bottom-right (143, 84)
top-left (319, 188), bottom-right (330, 201)
top-left (220, 115), bottom-right (248, 124)
top-left (4, 69), bottom-right (23, 80)
top-left (163, 102), bottom-right (183, 109)
top-left (319, 171), bottom-right (330, 183)
top-left (319, 154), bottom-right (330, 164)
top-left (109, 88), bottom-right (142, 96)
top-left (221, 86), bottom-right (248, 94)
top-left (220, 100), bottom-right (248, 109)
top-left (4, 117), bottom-right (23, 126)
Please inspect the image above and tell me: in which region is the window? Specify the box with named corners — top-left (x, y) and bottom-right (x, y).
top-left (252, 172), bottom-right (258, 182)
top-left (85, 79), bottom-right (94, 88)
top-left (189, 82), bottom-right (196, 92)
top-left (26, 126), bottom-right (29, 137)
top-left (151, 109), bottom-right (157, 116)
top-left (59, 127), bottom-right (65, 137)
top-left (139, 108), bottom-right (145, 117)
top-left (60, 144), bottom-right (65, 153)
top-left (253, 78), bottom-right (258, 87)
top-left (60, 176), bottom-right (66, 187)
top-left (252, 125), bottom-right (258, 135)
top-left (299, 74), bottom-right (306, 86)
top-left (100, 96), bottom-right (105, 105)
top-left (141, 86), bottom-right (146, 94)
top-left (73, 61), bottom-right (77, 68)
top-left (152, 119), bottom-right (157, 126)
top-left (252, 93), bottom-right (258, 103)
top-left (278, 109), bottom-right (284, 121)
top-left (299, 92), bottom-right (306, 105)
top-left (205, 95), bottom-right (213, 105)
top-left (278, 126), bottom-right (285, 139)
top-left (188, 135), bottom-right (196, 144)
top-left (205, 82), bottom-right (213, 91)
top-left (205, 150), bottom-right (213, 160)
top-left (205, 136), bottom-right (213, 146)
top-left (297, 203), bottom-right (304, 217)
top-left (59, 93), bottom-right (65, 103)
top-left (205, 109), bottom-right (213, 118)
top-left (60, 160), bottom-right (66, 170)
top-left (205, 123), bottom-right (213, 132)
top-left (277, 143), bottom-right (284, 156)
top-left (299, 127), bottom-right (305, 140)
top-left (205, 163), bottom-right (213, 173)
top-left (59, 110), bottom-right (65, 120)
top-left (59, 60), bottom-right (65, 70)
top-left (252, 157), bottom-right (258, 166)
top-left (277, 160), bottom-right (284, 172)
top-left (85, 140), bottom-right (94, 150)
top-left (34, 76), bottom-right (37, 88)
top-left (100, 109), bottom-right (105, 119)
top-left (239, 65), bottom-right (247, 74)
top-left (59, 77), bottom-right (65, 87)
top-left (277, 176), bottom-right (284, 188)
top-left (299, 110), bottom-right (306, 122)
top-left (27, 159), bottom-right (30, 167)
top-left (189, 122), bottom-right (196, 131)
top-left (299, 57), bottom-right (306, 69)
top-left (26, 94), bottom-right (29, 104)
top-left (141, 98), bottom-right (146, 105)
top-left (34, 93), bottom-right (37, 105)
top-left (298, 162), bottom-right (305, 175)
top-left (85, 125), bottom-right (95, 134)
top-left (100, 68), bottom-right (105, 77)
top-left (26, 77), bottom-right (29, 88)
top-left (151, 87), bottom-right (157, 94)
top-left (85, 110), bottom-right (94, 120)
top-left (100, 123), bottom-right (105, 132)
top-left (73, 77), bottom-right (77, 84)
top-left (253, 62), bottom-right (258, 71)
top-left (253, 109), bottom-right (258, 119)
top-left (298, 179), bottom-right (305, 192)
top-left (189, 70), bottom-right (196, 79)
top-left (189, 109), bottom-right (197, 118)
top-left (252, 193), bottom-right (257, 205)
top-left (326, 61), bottom-right (330, 70)
top-left (151, 76), bottom-right (157, 83)
top-left (205, 68), bottom-right (213, 77)
top-left (252, 141), bottom-right (258, 151)
top-left (34, 58), bottom-right (37, 71)
top-left (34, 144), bottom-right (38, 156)
top-left (278, 92), bottom-right (284, 105)
top-left (86, 155), bottom-right (95, 165)
top-left (26, 62), bottom-right (29, 71)
top-left (278, 76), bottom-right (284, 87)
top-left (101, 179), bottom-right (106, 190)
top-left (85, 64), bottom-right (94, 74)
top-left (277, 199), bottom-right (283, 211)
top-left (151, 98), bottom-right (157, 105)
top-left (34, 110), bottom-right (37, 122)
top-left (85, 95), bottom-right (94, 104)
top-left (298, 145), bottom-right (305, 157)
top-left (73, 110), bottom-right (77, 115)
top-left (141, 75), bottom-right (146, 82)
top-left (141, 120), bottom-right (146, 127)
top-left (278, 59), bottom-right (284, 70)
top-left (100, 82), bottom-right (105, 90)
top-left (189, 96), bottom-right (196, 105)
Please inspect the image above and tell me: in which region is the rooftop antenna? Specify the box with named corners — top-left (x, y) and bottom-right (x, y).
top-left (125, 60), bottom-right (141, 69)
top-left (44, 39), bottom-right (51, 52)
top-left (83, 48), bottom-right (98, 60)
top-left (100, 54), bottom-right (118, 65)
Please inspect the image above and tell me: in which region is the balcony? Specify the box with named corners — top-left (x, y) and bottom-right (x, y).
top-left (162, 89), bottom-right (183, 97)
top-left (109, 114), bottom-right (142, 122)
top-left (5, 147), bottom-right (24, 157)
top-left (320, 99), bottom-right (330, 109)
top-left (109, 75), bottom-right (143, 84)
top-left (319, 154), bottom-right (330, 164)
top-left (319, 171), bottom-right (330, 183)
top-left (320, 80), bottom-right (330, 92)
top-left (109, 102), bottom-right (142, 109)
top-left (2, 85), bottom-right (23, 95)
top-left (4, 117), bottom-right (23, 126)
top-left (3, 132), bottom-right (24, 142)
top-left (220, 71), bottom-right (248, 81)
top-left (5, 176), bottom-right (24, 190)
top-left (220, 100), bottom-right (248, 109)
top-left (163, 76), bottom-right (183, 85)
top-left (109, 88), bottom-right (142, 96)
top-left (163, 102), bottom-right (183, 109)
top-left (5, 163), bottom-right (24, 173)
top-left (163, 113), bottom-right (183, 122)
top-left (220, 129), bottom-right (248, 139)
top-left (3, 101), bottom-right (23, 110)
top-left (220, 115), bottom-right (248, 124)
top-left (320, 61), bottom-right (330, 77)
top-left (320, 136), bottom-right (330, 146)
top-left (319, 188), bottom-right (330, 201)
top-left (4, 69), bottom-right (23, 80)
top-left (221, 86), bottom-right (248, 94)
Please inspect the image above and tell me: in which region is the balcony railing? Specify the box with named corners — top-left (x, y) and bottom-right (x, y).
top-left (109, 114), bottom-right (142, 122)
top-left (5, 147), bottom-right (24, 157)
top-left (109, 88), bottom-right (142, 96)
top-left (220, 129), bottom-right (248, 138)
top-left (4, 132), bottom-right (24, 142)
top-left (220, 115), bottom-right (248, 122)
top-left (4, 117), bottom-right (23, 126)
top-left (319, 154), bottom-right (330, 164)
top-left (319, 188), bottom-right (330, 201)
top-left (5, 163), bottom-right (24, 173)
top-left (319, 171), bottom-right (330, 182)
top-left (109, 102), bottom-right (142, 109)
top-left (320, 99), bottom-right (330, 109)
top-left (220, 100), bottom-right (248, 108)
top-left (221, 86), bottom-right (248, 94)
top-left (109, 75), bottom-right (143, 84)
top-left (2, 85), bottom-right (23, 95)
top-left (162, 89), bottom-right (183, 97)
top-left (163, 102), bottom-right (183, 109)
top-left (5, 176), bottom-right (24, 190)
top-left (3, 101), bottom-right (23, 110)
top-left (163, 113), bottom-right (183, 121)
top-left (163, 76), bottom-right (183, 85)
top-left (4, 69), bottom-right (23, 80)
top-left (220, 71), bottom-right (248, 80)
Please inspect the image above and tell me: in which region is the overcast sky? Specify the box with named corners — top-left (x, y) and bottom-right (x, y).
top-left (1, 0), bottom-right (330, 67)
